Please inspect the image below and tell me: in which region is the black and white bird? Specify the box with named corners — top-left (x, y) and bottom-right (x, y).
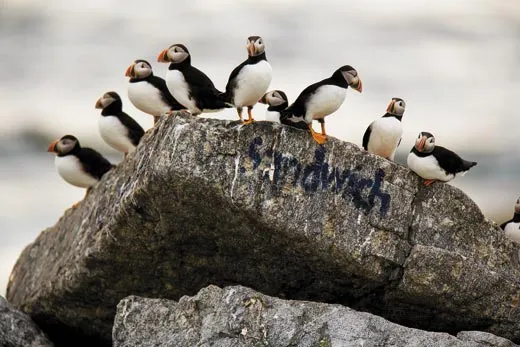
top-left (259, 90), bottom-right (286, 123)
top-left (95, 91), bottom-right (144, 158)
top-left (157, 44), bottom-right (231, 115)
top-left (125, 59), bottom-right (185, 124)
top-left (500, 197), bottom-right (520, 243)
top-left (47, 135), bottom-right (113, 207)
top-left (222, 36), bottom-right (272, 124)
top-left (281, 65), bottom-right (362, 144)
top-left (258, 90), bottom-right (308, 130)
top-left (407, 132), bottom-right (477, 185)
top-left (362, 97), bottom-right (406, 160)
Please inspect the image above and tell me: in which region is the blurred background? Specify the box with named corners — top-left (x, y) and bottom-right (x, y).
top-left (1, 0), bottom-right (519, 295)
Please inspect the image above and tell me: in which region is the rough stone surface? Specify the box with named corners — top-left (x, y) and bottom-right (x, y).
top-left (0, 295), bottom-right (54, 347)
top-left (113, 285), bottom-right (518, 347)
top-left (457, 331), bottom-right (518, 347)
top-left (6, 112), bottom-right (520, 345)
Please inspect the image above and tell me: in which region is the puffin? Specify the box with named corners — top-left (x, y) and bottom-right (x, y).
top-left (222, 36), bottom-right (272, 124)
top-left (125, 59), bottom-right (185, 124)
top-left (258, 90), bottom-right (308, 130)
top-left (259, 90), bottom-right (286, 123)
top-left (500, 197), bottom-right (520, 243)
top-left (95, 91), bottom-right (145, 158)
top-left (281, 65), bottom-right (362, 144)
top-left (362, 97), bottom-right (406, 160)
top-left (407, 132), bottom-right (477, 185)
top-left (157, 44), bottom-right (231, 115)
top-left (47, 135), bottom-right (113, 207)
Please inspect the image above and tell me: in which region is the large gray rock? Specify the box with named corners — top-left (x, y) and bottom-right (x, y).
top-left (113, 285), bottom-right (518, 347)
top-left (6, 112), bottom-right (520, 345)
top-left (0, 295), bottom-right (54, 347)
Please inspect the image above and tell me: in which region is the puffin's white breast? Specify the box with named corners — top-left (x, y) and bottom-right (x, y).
top-left (165, 70), bottom-right (199, 114)
top-left (264, 110), bottom-right (281, 123)
top-left (98, 115), bottom-right (136, 154)
top-left (367, 117), bottom-right (403, 160)
top-left (232, 61), bottom-right (272, 108)
top-left (55, 155), bottom-right (98, 188)
top-left (504, 222), bottom-right (520, 243)
top-left (306, 85), bottom-right (346, 122)
top-left (407, 152), bottom-right (455, 182)
top-left (128, 82), bottom-right (170, 117)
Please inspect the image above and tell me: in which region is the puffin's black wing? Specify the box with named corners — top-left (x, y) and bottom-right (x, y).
top-left (286, 78), bottom-right (330, 118)
top-left (362, 123), bottom-right (372, 150)
top-left (183, 66), bottom-right (231, 110)
top-left (77, 148), bottom-right (114, 180)
top-left (432, 146), bottom-right (477, 175)
top-left (279, 110), bottom-right (309, 130)
top-left (222, 59), bottom-right (249, 103)
top-left (119, 112), bottom-right (145, 147)
top-left (148, 75), bottom-right (185, 110)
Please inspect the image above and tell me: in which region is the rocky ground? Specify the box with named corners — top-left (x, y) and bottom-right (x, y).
top-left (3, 113), bottom-right (520, 347)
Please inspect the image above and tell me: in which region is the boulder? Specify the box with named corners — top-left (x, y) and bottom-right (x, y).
top-left (113, 285), bottom-right (518, 347)
top-left (6, 112), bottom-right (520, 345)
top-left (0, 295), bottom-right (54, 347)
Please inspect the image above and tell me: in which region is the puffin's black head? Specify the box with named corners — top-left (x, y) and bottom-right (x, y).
top-left (333, 65), bottom-right (363, 92)
top-left (95, 91), bottom-right (123, 113)
top-left (259, 90), bottom-right (288, 108)
top-left (125, 59), bottom-right (153, 79)
top-left (414, 132), bottom-right (435, 153)
top-left (246, 36), bottom-right (266, 57)
top-left (386, 97), bottom-right (406, 116)
top-left (157, 44), bottom-right (190, 64)
top-left (514, 197), bottom-right (520, 214)
top-left (47, 135), bottom-right (80, 156)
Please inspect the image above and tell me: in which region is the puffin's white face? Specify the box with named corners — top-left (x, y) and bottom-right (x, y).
top-left (339, 66), bottom-right (363, 93)
top-left (95, 92), bottom-right (117, 109)
top-left (515, 198), bottom-right (520, 213)
top-left (48, 136), bottom-right (79, 155)
top-left (415, 132), bottom-right (435, 153)
top-left (125, 60), bottom-right (152, 79)
top-left (247, 36), bottom-right (265, 56)
top-left (387, 98), bottom-right (406, 116)
top-left (158, 44), bottom-right (189, 63)
top-left (261, 90), bottom-right (287, 107)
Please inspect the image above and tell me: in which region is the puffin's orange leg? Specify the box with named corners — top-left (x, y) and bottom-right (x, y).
top-left (73, 187), bottom-right (91, 209)
top-left (235, 108), bottom-right (244, 122)
top-left (309, 124), bottom-right (327, 145)
top-left (320, 119), bottom-right (327, 136)
top-left (424, 179), bottom-right (436, 186)
top-left (243, 106), bottom-right (255, 124)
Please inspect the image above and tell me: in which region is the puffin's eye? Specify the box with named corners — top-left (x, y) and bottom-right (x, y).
top-left (399, 102), bottom-right (403, 107)
top-left (258, 40), bottom-right (262, 45)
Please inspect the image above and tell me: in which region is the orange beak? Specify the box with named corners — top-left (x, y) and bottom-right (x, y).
top-left (258, 94), bottom-right (267, 104)
top-left (125, 63), bottom-right (135, 77)
top-left (157, 49), bottom-right (169, 63)
top-left (353, 79), bottom-right (363, 93)
top-left (47, 140), bottom-right (58, 153)
top-left (247, 43), bottom-right (255, 57)
top-left (386, 99), bottom-right (395, 113)
top-left (416, 136), bottom-right (427, 152)
top-left (95, 97), bottom-right (103, 109)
